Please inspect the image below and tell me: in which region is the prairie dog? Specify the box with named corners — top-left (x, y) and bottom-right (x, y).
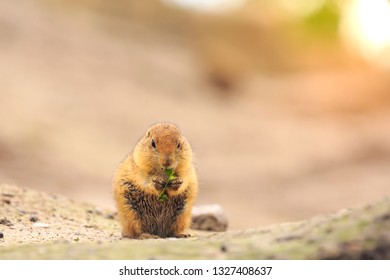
top-left (113, 123), bottom-right (198, 239)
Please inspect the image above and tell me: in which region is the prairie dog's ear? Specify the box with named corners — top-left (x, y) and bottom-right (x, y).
top-left (147, 131), bottom-right (151, 138)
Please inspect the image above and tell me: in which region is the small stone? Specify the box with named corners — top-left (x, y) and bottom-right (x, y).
top-left (191, 204), bottom-right (228, 232)
top-left (32, 222), bottom-right (50, 228)
top-left (104, 213), bottom-right (115, 220)
top-left (0, 232), bottom-right (3, 238)
top-left (0, 218), bottom-right (13, 227)
top-left (18, 210), bottom-right (27, 216)
top-left (84, 225), bottom-right (98, 229)
top-left (2, 199), bottom-right (11, 205)
top-left (94, 207), bottom-right (103, 216)
top-left (87, 207), bottom-right (103, 215)
top-left (220, 244), bottom-right (228, 252)
top-left (29, 216), bottom-right (39, 222)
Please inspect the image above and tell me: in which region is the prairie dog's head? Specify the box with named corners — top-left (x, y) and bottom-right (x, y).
top-left (133, 123), bottom-right (192, 174)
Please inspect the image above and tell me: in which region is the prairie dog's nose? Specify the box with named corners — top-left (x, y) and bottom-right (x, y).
top-left (160, 156), bottom-right (172, 169)
top-left (162, 159), bottom-right (172, 168)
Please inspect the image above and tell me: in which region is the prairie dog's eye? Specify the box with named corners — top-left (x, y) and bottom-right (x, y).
top-left (177, 142), bottom-right (181, 149)
top-left (151, 139), bottom-right (156, 149)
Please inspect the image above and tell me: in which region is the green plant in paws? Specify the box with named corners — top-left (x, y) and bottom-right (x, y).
top-left (158, 168), bottom-right (175, 202)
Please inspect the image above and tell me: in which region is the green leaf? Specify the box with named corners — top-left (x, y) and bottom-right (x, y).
top-left (165, 168), bottom-right (175, 181)
top-left (158, 168), bottom-right (175, 202)
top-left (158, 193), bottom-right (168, 202)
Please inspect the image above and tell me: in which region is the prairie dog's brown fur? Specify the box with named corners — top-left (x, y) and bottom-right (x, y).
top-left (113, 123), bottom-right (198, 239)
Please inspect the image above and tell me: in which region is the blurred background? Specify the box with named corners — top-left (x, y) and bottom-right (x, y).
top-left (0, 0), bottom-right (390, 229)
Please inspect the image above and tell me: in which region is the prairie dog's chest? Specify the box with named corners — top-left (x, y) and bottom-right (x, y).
top-left (123, 182), bottom-right (187, 237)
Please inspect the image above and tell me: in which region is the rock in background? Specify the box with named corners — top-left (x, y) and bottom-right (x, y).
top-left (191, 204), bottom-right (228, 232)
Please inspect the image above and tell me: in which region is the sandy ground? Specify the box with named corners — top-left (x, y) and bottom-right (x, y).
top-left (0, 184), bottom-right (120, 246)
top-left (2, 183), bottom-right (390, 260)
top-left (0, 184), bottom-right (214, 246)
top-left (0, 0), bottom-right (390, 230)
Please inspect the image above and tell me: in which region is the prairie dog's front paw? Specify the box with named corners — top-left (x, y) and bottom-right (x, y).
top-left (152, 176), bottom-right (165, 191)
top-left (168, 177), bottom-right (183, 191)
